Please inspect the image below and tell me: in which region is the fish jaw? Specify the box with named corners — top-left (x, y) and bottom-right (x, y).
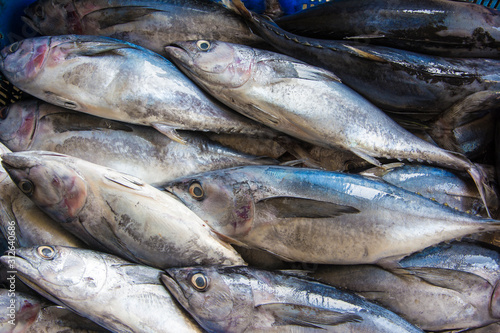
top-left (1, 152), bottom-right (88, 223)
top-left (0, 37), bottom-right (50, 86)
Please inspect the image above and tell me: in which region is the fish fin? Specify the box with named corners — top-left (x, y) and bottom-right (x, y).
top-left (229, 0), bottom-right (253, 20)
top-left (256, 196), bottom-right (360, 218)
top-left (244, 104), bottom-right (281, 125)
top-left (211, 229), bottom-right (250, 248)
top-left (152, 123), bottom-right (187, 144)
top-left (256, 303), bottom-right (363, 328)
top-left (427, 91), bottom-right (500, 153)
top-left (293, 62), bottom-right (342, 82)
top-left (466, 162), bottom-right (494, 218)
top-left (345, 34), bottom-right (386, 40)
top-left (359, 162), bottom-right (405, 178)
top-left (342, 45), bottom-right (388, 63)
top-left (259, 58), bottom-right (341, 83)
top-left (62, 40), bottom-right (136, 58)
top-left (82, 7), bottom-right (163, 30)
top-left (104, 173), bottom-right (145, 190)
top-left (403, 267), bottom-right (492, 292)
top-left (350, 149), bottom-right (382, 167)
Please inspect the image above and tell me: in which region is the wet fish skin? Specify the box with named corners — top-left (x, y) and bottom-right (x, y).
top-left (359, 164), bottom-right (497, 217)
top-left (162, 265), bottom-right (424, 332)
top-left (164, 39), bottom-right (493, 216)
top-left (0, 99), bottom-right (276, 186)
top-left (26, 306), bottom-right (111, 333)
top-left (22, 0), bottom-right (262, 55)
top-left (0, 35), bottom-right (275, 142)
top-left (1, 151), bottom-right (245, 268)
top-left (275, 0), bottom-right (500, 58)
top-left (0, 246), bottom-right (204, 333)
top-left (309, 241), bottom-right (500, 331)
top-left (229, 0), bottom-right (500, 115)
top-left (0, 143), bottom-right (86, 248)
top-left (163, 165), bottom-right (500, 265)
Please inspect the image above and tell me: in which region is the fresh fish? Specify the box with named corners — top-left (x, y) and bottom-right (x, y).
top-left (161, 265), bottom-right (424, 332)
top-left (163, 165), bottom-right (500, 265)
top-left (275, 0), bottom-right (500, 58)
top-left (26, 306), bottom-right (110, 333)
top-left (164, 39), bottom-right (494, 216)
top-left (1, 151), bottom-right (245, 268)
top-left (0, 35), bottom-right (276, 143)
top-left (0, 142), bottom-right (86, 248)
top-left (229, 0), bottom-right (500, 115)
top-left (0, 99), bottom-right (276, 186)
top-left (0, 246), bottom-right (204, 333)
top-left (22, 0), bottom-right (262, 55)
top-left (359, 164), bottom-right (497, 217)
top-left (309, 241), bottom-right (500, 331)
top-left (0, 289), bottom-right (42, 333)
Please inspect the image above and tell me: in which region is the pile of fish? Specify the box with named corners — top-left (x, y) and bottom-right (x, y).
top-left (0, 0), bottom-right (500, 331)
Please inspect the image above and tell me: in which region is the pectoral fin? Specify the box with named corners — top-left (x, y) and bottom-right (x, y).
top-left (256, 302), bottom-right (363, 328)
top-left (404, 267), bottom-right (492, 291)
top-left (63, 40), bottom-right (135, 58)
top-left (256, 197), bottom-right (360, 218)
top-left (152, 123), bottom-right (187, 144)
top-left (83, 7), bottom-right (163, 30)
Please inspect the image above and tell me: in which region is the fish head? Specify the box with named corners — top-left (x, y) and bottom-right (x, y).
top-left (0, 100), bottom-right (39, 151)
top-left (162, 266), bottom-right (253, 332)
top-left (164, 169), bottom-right (255, 239)
top-left (22, 0), bottom-right (75, 35)
top-left (1, 151), bottom-right (87, 223)
top-left (165, 40), bottom-right (255, 89)
top-left (0, 246), bottom-right (107, 303)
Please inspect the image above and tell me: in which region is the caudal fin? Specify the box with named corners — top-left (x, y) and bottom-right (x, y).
top-left (467, 163), bottom-right (495, 218)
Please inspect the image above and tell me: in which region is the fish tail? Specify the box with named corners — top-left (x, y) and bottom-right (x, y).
top-left (467, 163), bottom-right (494, 218)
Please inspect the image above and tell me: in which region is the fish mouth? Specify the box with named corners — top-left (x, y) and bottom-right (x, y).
top-left (164, 44), bottom-right (194, 71)
top-left (160, 272), bottom-right (191, 309)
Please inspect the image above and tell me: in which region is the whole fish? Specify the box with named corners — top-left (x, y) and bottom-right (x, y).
top-left (0, 35), bottom-right (276, 143)
top-left (0, 99), bottom-right (276, 186)
top-left (1, 151), bottom-right (245, 268)
top-left (164, 39), bottom-right (493, 216)
top-left (163, 166), bottom-right (500, 265)
top-left (359, 164), bottom-right (497, 217)
top-left (0, 246), bottom-right (204, 333)
top-left (275, 0), bottom-right (500, 58)
top-left (229, 0), bottom-right (500, 115)
top-left (161, 266), bottom-right (424, 332)
top-left (22, 0), bottom-right (262, 55)
top-left (310, 241), bottom-right (500, 331)
top-left (0, 142), bottom-right (86, 248)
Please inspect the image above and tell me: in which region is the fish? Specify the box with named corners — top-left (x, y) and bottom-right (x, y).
top-left (161, 265), bottom-right (424, 332)
top-left (1, 151), bottom-right (245, 268)
top-left (163, 165), bottom-right (500, 265)
top-left (0, 142), bottom-right (86, 249)
top-left (21, 0), bottom-right (262, 56)
top-left (0, 35), bottom-right (277, 143)
top-left (228, 0), bottom-right (500, 115)
top-left (0, 246), bottom-right (204, 333)
top-left (309, 240), bottom-right (500, 331)
top-left (164, 38), bottom-right (494, 216)
top-left (359, 163), bottom-right (497, 217)
top-left (275, 0), bottom-right (500, 58)
top-left (25, 306), bottom-right (111, 332)
top-left (0, 99), bottom-right (276, 186)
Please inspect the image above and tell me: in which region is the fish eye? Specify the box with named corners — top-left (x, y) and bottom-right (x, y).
top-left (8, 42), bottom-right (20, 54)
top-left (37, 246), bottom-right (55, 260)
top-left (0, 107), bottom-right (8, 120)
top-left (18, 179), bottom-right (34, 196)
top-left (190, 272), bottom-right (209, 291)
top-left (35, 5), bottom-right (44, 19)
top-left (196, 40), bottom-right (211, 52)
top-left (188, 181), bottom-right (204, 201)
